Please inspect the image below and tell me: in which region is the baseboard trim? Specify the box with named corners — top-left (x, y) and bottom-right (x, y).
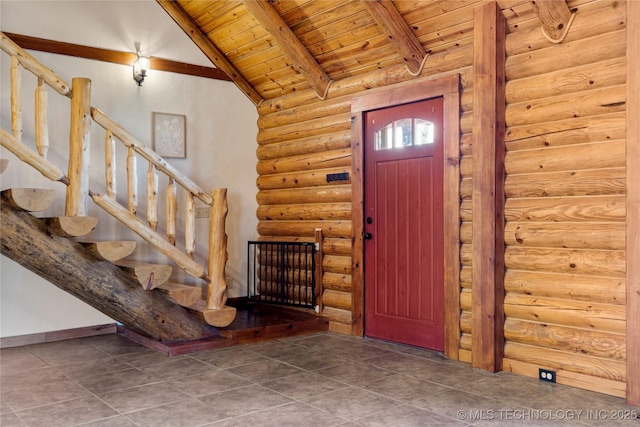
top-left (0, 323), bottom-right (117, 348)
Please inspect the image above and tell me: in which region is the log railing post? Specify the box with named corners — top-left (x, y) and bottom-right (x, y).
top-left (314, 228), bottom-right (324, 313)
top-left (126, 146), bottom-right (137, 215)
top-left (10, 56), bottom-right (22, 142)
top-left (35, 78), bottom-right (49, 158)
top-left (207, 188), bottom-right (228, 310)
top-left (105, 130), bottom-right (116, 198)
top-left (166, 177), bottom-right (178, 245)
top-left (185, 193), bottom-right (196, 258)
top-left (66, 77), bottom-right (91, 217)
top-left (147, 163), bottom-right (158, 230)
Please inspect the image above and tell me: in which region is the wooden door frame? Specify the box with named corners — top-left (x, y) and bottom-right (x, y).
top-left (350, 73), bottom-right (461, 359)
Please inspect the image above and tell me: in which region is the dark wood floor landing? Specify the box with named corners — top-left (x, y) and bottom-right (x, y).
top-left (118, 301), bottom-right (329, 356)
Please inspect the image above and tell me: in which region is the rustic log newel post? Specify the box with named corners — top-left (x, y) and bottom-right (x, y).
top-left (66, 77), bottom-right (91, 216)
top-left (207, 188), bottom-right (228, 310)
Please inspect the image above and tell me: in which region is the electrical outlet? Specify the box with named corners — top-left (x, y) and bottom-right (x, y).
top-left (195, 207), bottom-right (210, 218)
top-left (539, 368), bottom-right (556, 383)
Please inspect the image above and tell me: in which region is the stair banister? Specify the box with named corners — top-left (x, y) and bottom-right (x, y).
top-left (0, 129), bottom-right (69, 184)
top-left (2, 32), bottom-right (236, 326)
top-left (90, 107), bottom-right (213, 205)
top-left (1, 32), bottom-right (71, 97)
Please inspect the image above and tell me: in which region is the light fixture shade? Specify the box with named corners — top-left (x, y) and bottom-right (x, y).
top-left (133, 55), bottom-right (150, 86)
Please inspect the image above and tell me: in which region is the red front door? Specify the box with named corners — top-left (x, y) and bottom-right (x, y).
top-left (364, 97), bottom-right (444, 350)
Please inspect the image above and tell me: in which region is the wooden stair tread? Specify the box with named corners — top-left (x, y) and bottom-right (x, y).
top-left (0, 159), bottom-right (8, 174)
top-left (115, 260), bottom-right (172, 290)
top-left (43, 216), bottom-right (99, 237)
top-left (78, 240), bottom-right (136, 262)
top-left (156, 282), bottom-right (202, 307)
top-left (188, 300), bottom-right (237, 328)
top-left (1, 188), bottom-right (56, 212)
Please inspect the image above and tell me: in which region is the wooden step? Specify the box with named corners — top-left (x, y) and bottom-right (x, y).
top-left (115, 260), bottom-right (172, 290)
top-left (187, 300), bottom-right (237, 328)
top-left (78, 241), bottom-right (136, 262)
top-left (2, 188), bottom-right (56, 212)
top-left (0, 159), bottom-right (8, 174)
top-left (44, 216), bottom-right (99, 237)
top-left (156, 282), bottom-right (202, 307)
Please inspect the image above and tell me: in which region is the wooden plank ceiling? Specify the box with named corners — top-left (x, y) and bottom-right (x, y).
top-left (158, 0), bottom-right (536, 105)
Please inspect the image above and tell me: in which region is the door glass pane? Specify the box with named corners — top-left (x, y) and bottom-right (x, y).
top-left (415, 119), bottom-right (434, 145)
top-left (375, 123), bottom-right (394, 150)
top-left (394, 118), bottom-right (412, 148)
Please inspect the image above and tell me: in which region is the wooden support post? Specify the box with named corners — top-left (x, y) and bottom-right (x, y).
top-left (35, 77), bottom-right (49, 158)
top-left (65, 77), bottom-right (91, 217)
top-left (105, 130), bottom-right (116, 198)
top-left (10, 56), bottom-right (22, 142)
top-left (314, 228), bottom-right (324, 313)
top-left (207, 188), bottom-right (228, 310)
top-left (185, 193), bottom-right (195, 259)
top-left (127, 146), bottom-right (137, 215)
top-left (626, 0), bottom-right (640, 408)
top-left (147, 163), bottom-right (158, 230)
top-left (471, 1), bottom-right (506, 372)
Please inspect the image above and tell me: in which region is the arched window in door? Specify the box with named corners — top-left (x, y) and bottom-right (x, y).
top-left (374, 118), bottom-right (435, 150)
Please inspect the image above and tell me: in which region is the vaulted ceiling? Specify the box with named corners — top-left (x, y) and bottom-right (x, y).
top-left (157, 0), bottom-right (556, 106)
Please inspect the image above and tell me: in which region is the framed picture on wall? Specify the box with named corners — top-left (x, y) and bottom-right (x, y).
top-left (152, 112), bottom-right (186, 158)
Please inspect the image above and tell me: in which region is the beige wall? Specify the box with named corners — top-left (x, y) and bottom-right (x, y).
top-left (0, 1), bottom-right (258, 337)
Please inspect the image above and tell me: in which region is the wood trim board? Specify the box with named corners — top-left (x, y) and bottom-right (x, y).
top-left (3, 32), bottom-right (231, 81)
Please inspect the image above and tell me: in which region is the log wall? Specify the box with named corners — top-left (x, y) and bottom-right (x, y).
top-left (499, 0), bottom-right (628, 397)
top-left (253, 0), bottom-right (630, 398)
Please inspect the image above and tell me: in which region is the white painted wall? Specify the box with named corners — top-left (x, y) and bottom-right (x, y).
top-left (0, 1), bottom-right (259, 338)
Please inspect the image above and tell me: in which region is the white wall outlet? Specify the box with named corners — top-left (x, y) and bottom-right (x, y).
top-left (195, 207), bottom-right (210, 218)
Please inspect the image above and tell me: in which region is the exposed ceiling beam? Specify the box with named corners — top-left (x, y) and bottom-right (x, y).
top-left (242, 0), bottom-right (332, 100)
top-left (156, 0), bottom-right (263, 106)
top-left (3, 32), bottom-right (230, 81)
top-left (361, 0), bottom-right (428, 75)
top-left (529, 0), bottom-right (575, 43)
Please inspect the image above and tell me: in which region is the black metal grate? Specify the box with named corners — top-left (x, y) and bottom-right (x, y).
top-left (247, 241), bottom-right (317, 309)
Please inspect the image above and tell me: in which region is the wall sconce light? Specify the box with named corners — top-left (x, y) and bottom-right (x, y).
top-left (133, 54), bottom-right (150, 86)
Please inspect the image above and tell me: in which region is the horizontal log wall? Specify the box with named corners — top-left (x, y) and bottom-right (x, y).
top-left (254, 0), bottom-right (628, 398)
top-left (256, 1), bottom-right (482, 327)
top-left (500, 0), bottom-right (627, 397)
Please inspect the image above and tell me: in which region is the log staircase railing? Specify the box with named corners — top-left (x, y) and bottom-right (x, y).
top-left (0, 32), bottom-right (234, 325)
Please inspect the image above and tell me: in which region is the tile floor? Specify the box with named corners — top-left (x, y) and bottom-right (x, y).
top-left (1, 332), bottom-right (638, 426)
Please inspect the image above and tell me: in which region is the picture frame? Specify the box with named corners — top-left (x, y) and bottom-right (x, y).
top-left (152, 112), bottom-right (186, 158)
